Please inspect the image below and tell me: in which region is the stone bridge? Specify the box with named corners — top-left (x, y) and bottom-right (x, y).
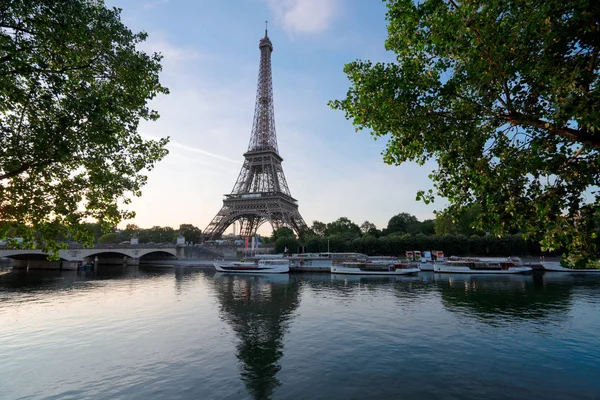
top-left (0, 244), bottom-right (181, 270)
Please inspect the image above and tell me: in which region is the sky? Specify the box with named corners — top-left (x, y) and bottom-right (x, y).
top-left (107, 0), bottom-right (446, 234)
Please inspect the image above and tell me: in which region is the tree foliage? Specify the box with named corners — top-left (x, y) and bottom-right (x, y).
top-left (271, 227), bottom-right (295, 242)
top-left (331, 0), bottom-right (600, 267)
top-left (360, 220), bottom-right (380, 236)
top-left (310, 221), bottom-right (327, 237)
top-left (138, 226), bottom-right (176, 243)
top-left (275, 236), bottom-right (298, 254)
top-left (0, 0), bottom-right (169, 255)
top-left (384, 213), bottom-right (419, 235)
top-left (302, 231), bottom-right (537, 258)
top-left (179, 224), bottom-right (202, 244)
top-left (98, 232), bottom-right (121, 244)
top-left (326, 217), bottom-right (362, 239)
top-left (434, 206), bottom-right (485, 236)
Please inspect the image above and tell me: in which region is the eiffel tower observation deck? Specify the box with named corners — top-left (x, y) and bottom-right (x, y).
top-left (203, 25), bottom-right (308, 240)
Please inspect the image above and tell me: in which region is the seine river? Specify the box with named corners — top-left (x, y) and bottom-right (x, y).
top-left (1, 267), bottom-right (600, 400)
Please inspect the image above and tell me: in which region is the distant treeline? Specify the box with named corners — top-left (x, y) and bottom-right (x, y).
top-left (268, 213), bottom-right (551, 257)
top-left (94, 224), bottom-right (202, 245)
top-left (0, 221), bottom-right (203, 246)
top-left (275, 232), bottom-right (543, 258)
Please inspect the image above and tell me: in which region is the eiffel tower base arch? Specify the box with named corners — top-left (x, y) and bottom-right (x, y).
top-left (203, 195), bottom-right (307, 240)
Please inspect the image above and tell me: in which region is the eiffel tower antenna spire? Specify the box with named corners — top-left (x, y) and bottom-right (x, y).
top-left (203, 28), bottom-right (307, 240)
top-left (265, 20), bottom-right (268, 37)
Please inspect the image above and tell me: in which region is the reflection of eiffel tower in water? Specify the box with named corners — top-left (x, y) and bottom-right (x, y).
top-left (203, 25), bottom-right (308, 240)
top-left (213, 274), bottom-right (299, 399)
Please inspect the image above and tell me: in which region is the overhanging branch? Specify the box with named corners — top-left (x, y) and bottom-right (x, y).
top-left (502, 113), bottom-right (600, 149)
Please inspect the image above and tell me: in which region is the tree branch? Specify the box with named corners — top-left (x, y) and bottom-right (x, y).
top-left (0, 159), bottom-right (55, 180)
top-left (0, 23), bottom-right (35, 35)
top-left (560, 146), bottom-right (586, 169)
top-left (502, 112), bottom-right (600, 149)
top-left (10, 62), bottom-right (93, 75)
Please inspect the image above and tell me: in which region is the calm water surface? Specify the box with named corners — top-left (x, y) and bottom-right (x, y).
top-left (1, 266), bottom-right (600, 400)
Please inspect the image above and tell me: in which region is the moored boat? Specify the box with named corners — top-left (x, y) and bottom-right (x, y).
top-left (289, 252), bottom-right (368, 272)
top-left (541, 261), bottom-right (600, 273)
top-left (331, 261), bottom-right (420, 275)
top-left (419, 262), bottom-right (435, 271)
top-left (433, 257), bottom-right (531, 274)
top-left (214, 259), bottom-right (289, 274)
top-left (418, 250), bottom-right (445, 271)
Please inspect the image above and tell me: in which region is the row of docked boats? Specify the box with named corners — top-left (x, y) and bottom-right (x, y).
top-left (213, 253), bottom-right (569, 275)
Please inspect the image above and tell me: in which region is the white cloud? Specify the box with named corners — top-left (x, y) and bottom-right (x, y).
top-left (138, 34), bottom-right (205, 67)
top-left (167, 140), bottom-right (240, 165)
top-left (265, 0), bottom-right (341, 35)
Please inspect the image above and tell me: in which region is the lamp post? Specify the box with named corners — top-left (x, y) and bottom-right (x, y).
top-left (327, 239), bottom-right (330, 253)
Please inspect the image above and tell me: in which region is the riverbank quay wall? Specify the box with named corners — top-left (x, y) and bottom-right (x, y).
top-left (181, 244), bottom-right (275, 260)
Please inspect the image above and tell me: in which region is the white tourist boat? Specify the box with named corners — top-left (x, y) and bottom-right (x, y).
top-left (289, 252), bottom-right (368, 272)
top-left (331, 261), bottom-right (420, 275)
top-left (417, 250), bottom-right (445, 271)
top-left (213, 259), bottom-right (289, 274)
top-left (540, 261), bottom-right (600, 273)
top-left (433, 257), bottom-right (531, 274)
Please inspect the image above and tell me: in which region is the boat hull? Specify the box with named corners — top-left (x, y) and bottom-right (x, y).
top-left (331, 266), bottom-right (420, 275)
top-left (433, 264), bottom-right (532, 274)
top-left (214, 262), bottom-right (289, 274)
top-left (541, 262), bottom-right (600, 273)
top-left (418, 262), bottom-right (434, 271)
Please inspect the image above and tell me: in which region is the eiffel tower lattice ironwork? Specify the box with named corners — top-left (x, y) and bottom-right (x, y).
top-left (203, 26), bottom-right (308, 240)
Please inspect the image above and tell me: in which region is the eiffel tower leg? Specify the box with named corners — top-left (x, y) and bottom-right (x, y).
top-left (238, 217), bottom-right (267, 238)
top-left (204, 205), bottom-right (238, 240)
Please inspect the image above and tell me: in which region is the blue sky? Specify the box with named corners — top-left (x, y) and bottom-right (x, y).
top-left (108, 0), bottom-right (444, 234)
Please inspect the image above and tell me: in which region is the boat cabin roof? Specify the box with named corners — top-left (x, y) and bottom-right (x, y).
top-left (259, 259), bottom-right (289, 265)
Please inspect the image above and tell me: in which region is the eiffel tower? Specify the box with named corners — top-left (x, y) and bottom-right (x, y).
top-left (203, 25), bottom-right (308, 240)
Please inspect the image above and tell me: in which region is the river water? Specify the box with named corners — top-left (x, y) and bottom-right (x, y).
top-left (1, 267), bottom-right (599, 400)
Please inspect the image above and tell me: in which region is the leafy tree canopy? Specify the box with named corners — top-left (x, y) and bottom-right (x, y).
top-left (326, 217), bottom-right (362, 239)
top-left (125, 224), bottom-right (140, 232)
top-left (179, 223), bottom-right (201, 244)
top-left (275, 236), bottom-right (298, 254)
top-left (360, 220), bottom-right (380, 236)
top-left (310, 221), bottom-right (327, 237)
top-left (384, 213), bottom-right (419, 235)
top-left (0, 0), bottom-right (169, 256)
top-left (140, 226), bottom-right (176, 243)
top-left (331, 0), bottom-right (600, 267)
top-left (271, 227), bottom-right (295, 242)
top-left (97, 232), bottom-right (121, 245)
top-left (435, 206), bottom-right (485, 236)
top-left (408, 219), bottom-right (435, 235)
